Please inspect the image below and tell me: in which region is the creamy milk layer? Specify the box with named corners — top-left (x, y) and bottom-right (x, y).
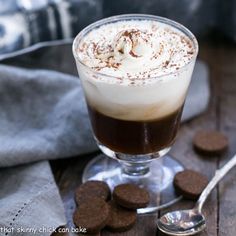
top-left (75, 19), bottom-right (196, 121)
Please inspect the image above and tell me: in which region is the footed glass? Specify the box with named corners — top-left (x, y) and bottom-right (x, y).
top-left (72, 14), bottom-right (198, 213)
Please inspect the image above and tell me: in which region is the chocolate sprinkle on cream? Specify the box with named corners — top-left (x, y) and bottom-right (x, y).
top-left (76, 20), bottom-right (196, 85)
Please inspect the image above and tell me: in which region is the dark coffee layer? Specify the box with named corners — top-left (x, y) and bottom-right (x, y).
top-left (88, 105), bottom-right (183, 155)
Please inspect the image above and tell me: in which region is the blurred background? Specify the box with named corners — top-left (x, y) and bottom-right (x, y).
top-left (0, 0), bottom-right (235, 56)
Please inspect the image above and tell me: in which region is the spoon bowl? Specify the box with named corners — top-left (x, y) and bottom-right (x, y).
top-left (157, 209), bottom-right (206, 235)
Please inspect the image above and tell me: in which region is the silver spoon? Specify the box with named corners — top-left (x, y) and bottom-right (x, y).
top-left (157, 154), bottom-right (236, 235)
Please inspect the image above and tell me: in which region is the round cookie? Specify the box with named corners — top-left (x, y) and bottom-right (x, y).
top-left (113, 184), bottom-right (149, 209)
top-left (75, 180), bottom-right (111, 205)
top-left (193, 130), bottom-right (228, 155)
top-left (73, 197), bottom-right (110, 233)
top-left (174, 170), bottom-right (208, 200)
top-left (106, 201), bottom-right (137, 232)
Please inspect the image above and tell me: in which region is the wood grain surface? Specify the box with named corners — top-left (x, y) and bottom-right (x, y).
top-left (50, 40), bottom-right (236, 236)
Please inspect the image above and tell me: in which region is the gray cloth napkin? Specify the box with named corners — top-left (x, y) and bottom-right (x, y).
top-left (0, 58), bottom-right (209, 236)
top-left (0, 65), bottom-right (97, 167)
top-left (0, 162), bottom-right (66, 236)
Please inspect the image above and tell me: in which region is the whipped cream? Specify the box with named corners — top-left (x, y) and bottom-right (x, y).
top-left (74, 18), bottom-right (197, 121)
top-left (76, 20), bottom-right (195, 81)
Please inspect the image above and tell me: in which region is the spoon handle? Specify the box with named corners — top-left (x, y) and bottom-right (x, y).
top-left (196, 154), bottom-right (236, 212)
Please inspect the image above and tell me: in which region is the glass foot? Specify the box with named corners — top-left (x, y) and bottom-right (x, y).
top-left (82, 154), bottom-right (184, 214)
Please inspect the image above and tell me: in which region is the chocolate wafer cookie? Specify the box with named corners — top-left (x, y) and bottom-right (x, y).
top-left (73, 197), bottom-right (110, 233)
top-left (75, 180), bottom-right (111, 205)
top-left (113, 184), bottom-right (149, 209)
top-left (193, 130), bottom-right (228, 155)
top-left (106, 201), bottom-right (137, 232)
top-left (174, 170), bottom-right (208, 200)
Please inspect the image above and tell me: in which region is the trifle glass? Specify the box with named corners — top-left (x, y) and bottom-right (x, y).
top-left (72, 14), bottom-right (198, 213)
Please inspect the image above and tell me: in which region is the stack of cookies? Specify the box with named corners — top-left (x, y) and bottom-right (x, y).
top-left (73, 181), bottom-right (150, 234)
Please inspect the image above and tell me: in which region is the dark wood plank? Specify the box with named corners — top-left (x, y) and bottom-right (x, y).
top-left (217, 44), bottom-right (236, 236)
top-left (102, 214), bottom-right (157, 236)
top-left (158, 114), bottom-right (219, 236)
top-left (158, 42), bottom-right (221, 236)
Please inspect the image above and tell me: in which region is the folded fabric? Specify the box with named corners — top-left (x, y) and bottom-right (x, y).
top-left (0, 65), bottom-right (97, 167)
top-left (0, 51), bottom-right (209, 235)
top-left (0, 161), bottom-right (66, 236)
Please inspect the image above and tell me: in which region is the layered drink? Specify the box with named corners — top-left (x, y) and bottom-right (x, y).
top-left (73, 16), bottom-right (196, 155)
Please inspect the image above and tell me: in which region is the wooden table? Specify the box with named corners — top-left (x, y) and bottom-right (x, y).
top-left (50, 39), bottom-right (236, 236)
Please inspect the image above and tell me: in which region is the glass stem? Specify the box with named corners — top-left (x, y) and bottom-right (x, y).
top-left (120, 161), bottom-right (151, 176)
